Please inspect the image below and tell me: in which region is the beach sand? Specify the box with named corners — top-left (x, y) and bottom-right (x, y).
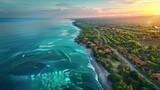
top-left (81, 44), bottom-right (112, 90)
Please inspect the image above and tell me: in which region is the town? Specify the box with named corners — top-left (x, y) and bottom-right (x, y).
top-left (74, 17), bottom-right (160, 90)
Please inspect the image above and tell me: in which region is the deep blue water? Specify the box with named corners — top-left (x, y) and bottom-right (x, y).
top-left (0, 18), bottom-right (101, 90)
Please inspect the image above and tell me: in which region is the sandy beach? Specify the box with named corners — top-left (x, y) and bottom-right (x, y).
top-left (81, 44), bottom-right (112, 90)
top-left (73, 22), bottom-right (112, 90)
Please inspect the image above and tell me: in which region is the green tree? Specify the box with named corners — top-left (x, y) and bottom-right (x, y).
top-left (108, 73), bottom-right (122, 83)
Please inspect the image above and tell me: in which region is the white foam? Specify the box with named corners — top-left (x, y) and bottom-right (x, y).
top-left (60, 30), bottom-right (69, 36)
top-left (60, 32), bottom-right (69, 36)
top-left (70, 33), bottom-right (78, 38)
top-left (46, 65), bottom-right (51, 67)
top-left (22, 54), bottom-right (25, 57)
top-left (87, 56), bottom-right (103, 90)
top-left (11, 52), bottom-right (22, 57)
top-left (83, 47), bottom-right (103, 90)
top-left (35, 48), bottom-right (50, 51)
top-left (39, 45), bottom-right (55, 48)
top-left (88, 61), bottom-right (95, 71)
top-left (75, 49), bottom-right (86, 54)
top-left (48, 42), bottom-right (53, 45)
top-left (48, 51), bottom-right (52, 53)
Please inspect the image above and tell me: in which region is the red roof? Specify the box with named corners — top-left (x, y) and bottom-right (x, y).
top-left (132, 57), bottom-right (146, 65)
top-left (104, 49), bottom-right (111, 53)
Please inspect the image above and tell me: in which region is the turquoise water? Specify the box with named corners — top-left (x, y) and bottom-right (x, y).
top-left (0, 18), bottom-right (101, 90)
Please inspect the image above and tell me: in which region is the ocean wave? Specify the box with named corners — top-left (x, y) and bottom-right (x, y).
top-left (34, 48), bottom-right (50, 51)
top-left (47, 42), bottom-right (53, 45)
top-left (83, 47), bottom-right (103, 90)
top-left (60, 30), bottom-right (69, 36)
top-left (70, 33), bottom-right (78, 38)
top-left (39, 45), bottom-right (55, 48)
top-left (11, 52), bottom-right (22, 57)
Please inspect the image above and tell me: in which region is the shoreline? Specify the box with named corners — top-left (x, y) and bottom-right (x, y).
top-left (72, 20), bottom-right (160, 90)
top-left (72, 21), bottom-right (112, 90)
top-left (81, 44), bottom-right (112, 90)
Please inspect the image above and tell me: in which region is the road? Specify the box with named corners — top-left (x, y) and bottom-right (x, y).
top-left (96, 29), bottom-right (160, 90)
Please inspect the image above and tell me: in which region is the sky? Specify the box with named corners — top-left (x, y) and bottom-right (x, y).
top-left (0, 0), bottom-right (160, 18)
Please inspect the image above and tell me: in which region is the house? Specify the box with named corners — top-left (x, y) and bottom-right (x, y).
top-left (83, 38), bottom-right (89, 41)
top-left (152, 73), bottom-right (160, 81)
top-left (83, 38), bottom-right (89, 40)
top-left (90, 43), bottom-right (96, 47)
top-left (83, 38), bottom-right (89, 42)
top-left (116, 46), bottom-right (123, 50)
top-left (105, 55), bottom-right (111, 58)
top-left (103, 49), bottom-right (111, 53)
top-left (117, 47), bottom-right (133, 58)
top-left (126, 53), bottom-right (132, 58)
top-left (121, 49), bottom-right (128, 55)
top-left (98, 50), bottom-right (104, 54)
top-left (132, 57), bottom-right (146, 65)
top-left (141, 66), bottom-right (150, 72)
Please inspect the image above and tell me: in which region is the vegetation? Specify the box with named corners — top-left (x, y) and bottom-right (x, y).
top-left (73, 18), bottom-right (160, 90)
top-left (109, 65), bottom-right (155, 90)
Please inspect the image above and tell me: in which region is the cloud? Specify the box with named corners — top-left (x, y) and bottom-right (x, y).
top-left (39, 6), bottom-right (138, 18)
top-left (0, 0), bottom-right (15, 4)
top-left (0, 0), bottom-right (159, 18)
top-left (55, 2), bottom-right (74, 10)
top-left (107, 0), bottom-right (136, 3)
top-left (56, 3), bottom-right (73, 8)
top-left (106, 0), bottom-right (160, 6)
top-left (106, 0), bottom-right (141, 6)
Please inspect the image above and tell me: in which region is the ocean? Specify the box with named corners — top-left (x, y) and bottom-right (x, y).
top-left (0, 18), bottom-right (102, 90)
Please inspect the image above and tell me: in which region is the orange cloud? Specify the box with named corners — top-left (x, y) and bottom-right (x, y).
top-left (100, 0), bottom-right (160, 17)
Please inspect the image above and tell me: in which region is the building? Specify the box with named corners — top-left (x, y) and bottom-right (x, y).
top-left (152, 73), bottom-right (160, 81)
top-left (141, 66), bottom-right (150, 72)
top-left (132, 57), bottom-right (146, 65)
top-left (103, 49), bottom-right (111, 53)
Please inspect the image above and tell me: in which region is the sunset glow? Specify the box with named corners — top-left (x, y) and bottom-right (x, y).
top-left (139, 6), bottom-right (160, 15)
top-left (0, 0), bottom-right (160, 18)
top-left (1, 0), bottom-right (160, 90)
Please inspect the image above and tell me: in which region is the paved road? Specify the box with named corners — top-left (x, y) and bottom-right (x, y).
top-left (110, 48), bottom-right (160, 90)
top-left (96, 29), bottom-right (160, 90)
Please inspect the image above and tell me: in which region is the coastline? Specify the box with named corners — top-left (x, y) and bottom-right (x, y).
top-left (71, 19), bottom-right (160, 90)
top-left (72, 21), bottom-right (112, 90)
top-left (81, 44), bottom-right (112, 90)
